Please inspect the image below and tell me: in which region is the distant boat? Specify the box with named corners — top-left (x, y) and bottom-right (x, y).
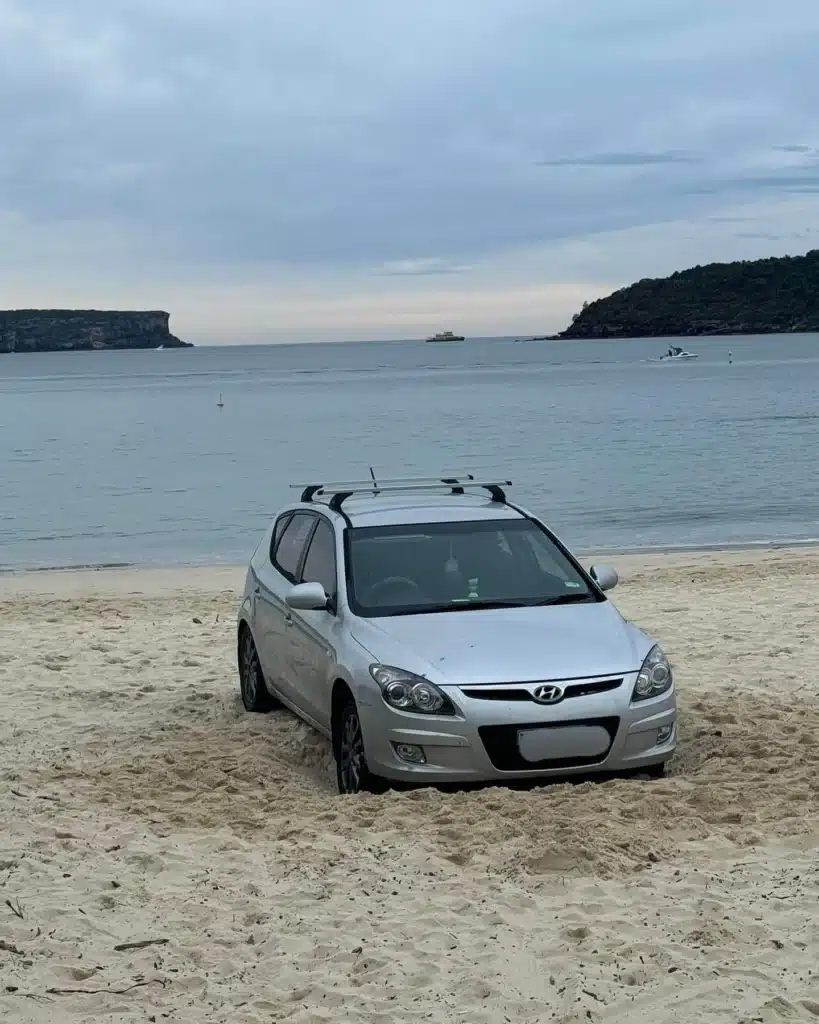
top-left (217, 393), bottom-right (224, 408)
top-left (426, 331), bottom-right (465, 343)
top-left (659, 347), bottom-right (698, 361)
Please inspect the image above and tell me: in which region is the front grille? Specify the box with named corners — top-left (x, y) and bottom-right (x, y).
top-left (479, 716), bottom-right (620, 772)
top-left (462, 688), bottom-right (532, 701)
top-left (461, 678), bottom-right (623, 703)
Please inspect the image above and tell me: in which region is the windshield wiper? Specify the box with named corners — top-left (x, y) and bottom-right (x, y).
top-left (534, 593), bottom-right (596, 606)
top-left (388, 598), bottom-right (534, 616)
top-left (377, 594), bottom-right (598, 616)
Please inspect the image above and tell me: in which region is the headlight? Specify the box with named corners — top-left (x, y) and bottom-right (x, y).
top-left (369, 665), bottom-right (455, 715)
top-left (632, 645), bottom-right (673, 702)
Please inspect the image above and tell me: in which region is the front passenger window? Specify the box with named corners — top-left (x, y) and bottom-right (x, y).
top-left (300, 520), bottom-right (337, 603)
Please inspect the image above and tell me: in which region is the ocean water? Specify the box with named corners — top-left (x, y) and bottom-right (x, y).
top-left (1, 334), bottom-right (818, 570)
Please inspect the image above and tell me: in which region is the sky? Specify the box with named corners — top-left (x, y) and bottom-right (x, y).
top-left (2, 0), bottom-right (819, 344)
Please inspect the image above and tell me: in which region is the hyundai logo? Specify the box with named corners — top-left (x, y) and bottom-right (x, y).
top-left (532, 684), bottom-right (564, 705)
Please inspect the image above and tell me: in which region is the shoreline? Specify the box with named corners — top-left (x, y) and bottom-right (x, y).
top-left (2, 535), bottom-right (819, 577)
top-left (2, 543), bottom-right (818, 600)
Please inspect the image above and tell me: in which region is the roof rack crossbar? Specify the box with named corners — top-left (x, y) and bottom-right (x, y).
top-left (293, 477), bottom-right (512, 510)
top-left (292, 474), bottom-right (476, 498)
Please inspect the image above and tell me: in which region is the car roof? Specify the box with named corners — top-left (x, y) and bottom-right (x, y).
top-left (286, 493), bottom-right (527, 528)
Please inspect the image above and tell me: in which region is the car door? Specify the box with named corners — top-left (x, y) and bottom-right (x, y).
top-left (282, 516), bottom-right (339, 731)
top-left (254, 511), bottom-right (316, 705)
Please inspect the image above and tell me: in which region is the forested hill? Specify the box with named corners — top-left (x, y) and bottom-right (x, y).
top-left (555, 250), bottom-right (819, 339)
top-left (0, 310), bottom-right (191, 353)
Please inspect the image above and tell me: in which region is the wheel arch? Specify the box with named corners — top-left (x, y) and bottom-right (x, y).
top-left (237, 614), bottom-right (252, 666)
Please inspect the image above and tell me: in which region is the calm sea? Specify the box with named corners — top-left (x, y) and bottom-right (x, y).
top-left (1, 334), bottom-right (818, 570)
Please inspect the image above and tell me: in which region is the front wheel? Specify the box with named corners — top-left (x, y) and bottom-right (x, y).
top-left (238, 628), bottom-right (275, 713)
top-left (335, 699), bottom-right (387, 795)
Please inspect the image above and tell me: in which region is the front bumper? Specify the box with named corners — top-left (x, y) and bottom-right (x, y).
top-left (359, 672), bottom-right (676, 783)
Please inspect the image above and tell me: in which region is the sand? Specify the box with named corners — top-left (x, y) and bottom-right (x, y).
top-left (1, 548), bottom-right (818, 1023)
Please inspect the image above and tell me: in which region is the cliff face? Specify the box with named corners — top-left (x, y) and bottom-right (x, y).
top-left (554, 249), bottom-right (819, 339)
top-left (0, 310), bottom-right (192, 353)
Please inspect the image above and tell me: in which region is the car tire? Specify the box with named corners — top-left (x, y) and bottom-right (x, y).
top-left (335, 698), bottom-right (387, 795)
top-left (238, 628), bottom-right (275, 713)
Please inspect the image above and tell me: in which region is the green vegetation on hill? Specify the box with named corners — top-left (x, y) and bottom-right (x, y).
top-left (0, 310), bottom-right (191, 353)
top-left (555, 249), bottom-right (819, 339)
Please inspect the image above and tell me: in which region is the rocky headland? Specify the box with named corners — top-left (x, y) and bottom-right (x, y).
top-left (551, 249), bottom-right (819, 339)
top-left (0, 310), bottom-right (191, 353)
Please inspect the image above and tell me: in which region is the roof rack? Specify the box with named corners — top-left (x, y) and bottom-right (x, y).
top-left (291, 474), bottom-right (512, 511)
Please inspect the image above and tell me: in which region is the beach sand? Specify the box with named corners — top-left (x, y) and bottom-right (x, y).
top-left (1, 549), bottom-right (818, 1023)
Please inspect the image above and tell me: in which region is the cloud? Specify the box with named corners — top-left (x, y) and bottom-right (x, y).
top-left (375, 258), bottom-right (473, 276)
top-left (2, 0), bottom-right (819, 339)
top-left (536, 151), bottom-right (702, 168)
top-left (733, 231), bottom-right (789, 241)
top-left (706, 171), bottom-right (819, 194)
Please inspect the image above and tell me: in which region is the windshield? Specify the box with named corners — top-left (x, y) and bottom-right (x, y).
top-left (346, 518), bottom-right (600, 617)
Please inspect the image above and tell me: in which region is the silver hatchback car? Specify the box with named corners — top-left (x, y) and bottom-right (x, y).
top-left (237, 476), bottom-right (676, 794)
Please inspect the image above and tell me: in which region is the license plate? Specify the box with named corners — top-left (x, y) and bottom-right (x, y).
top-left (517, 725), bottom-right (611, 763)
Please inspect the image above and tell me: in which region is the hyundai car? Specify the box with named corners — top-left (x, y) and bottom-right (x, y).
top-left (237, 476), bottom-right (676, 793)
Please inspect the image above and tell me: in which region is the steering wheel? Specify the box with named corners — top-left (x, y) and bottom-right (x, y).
top-left (366, 576), bottom-right (423, 605)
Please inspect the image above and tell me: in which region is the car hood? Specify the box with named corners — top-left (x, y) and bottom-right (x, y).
top-left (350, 601), bottom-right (649, 685)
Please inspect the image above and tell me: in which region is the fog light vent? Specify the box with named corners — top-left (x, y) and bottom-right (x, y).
top-left (656, 724), bottom-right (673, 744)
top-left (394, 743), bottom-right (426, 764)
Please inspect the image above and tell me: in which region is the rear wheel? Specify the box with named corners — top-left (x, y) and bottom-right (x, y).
top-left (335, 698), bottom-right (387, 795)
top-left (238, 628), bottom-right (274, 713)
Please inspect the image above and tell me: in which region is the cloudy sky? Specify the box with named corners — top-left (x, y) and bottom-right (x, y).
top-left (2, 0), bottom-right (819, 344)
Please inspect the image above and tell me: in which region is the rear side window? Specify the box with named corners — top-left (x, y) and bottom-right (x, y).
top-left (273, 513), bottom-right (315, 581)
top-left (300, 519), bottom-right (337, 601)
top-left (269, 513), bottom-right (293, 561)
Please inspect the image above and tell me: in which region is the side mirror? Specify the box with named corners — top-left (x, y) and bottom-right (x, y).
top-left (589, 564), bottom-right (618, 592)
top-left (285, 582), bottom-right (329, 611)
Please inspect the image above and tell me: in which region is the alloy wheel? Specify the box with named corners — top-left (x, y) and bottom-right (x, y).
top-left (241, 632), bottom-right (258, 707)
top-left (339, 710), bottom-right (366, 794)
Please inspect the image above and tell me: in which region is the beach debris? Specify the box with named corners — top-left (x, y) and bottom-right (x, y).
top-left (9, 788), bottom-right (59, 802)
top-left (46, 978), bottom-right (164, 995)
top-left (113, 938), bottom-right (169, 952)
top-left (192, 617), bottom-right (203, 624)
top-left (5, 898), bottom-right (24, 919)
top-left (0, 939), bottom-right (25, 956)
